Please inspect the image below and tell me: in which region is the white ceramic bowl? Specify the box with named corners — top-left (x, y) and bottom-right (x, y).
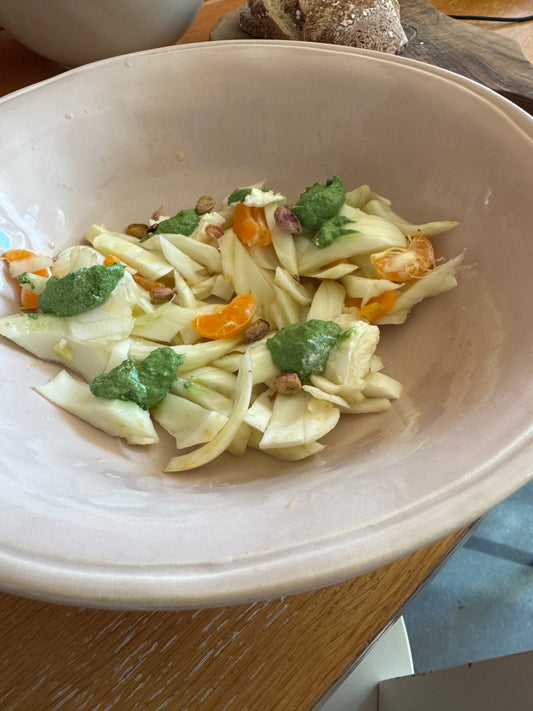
top-left (0, 41), bottom-right (532, 609)
top-left (0, 0), bottom-right (203, 67)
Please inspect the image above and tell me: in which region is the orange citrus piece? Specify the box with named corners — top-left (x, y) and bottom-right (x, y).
top-left (2, 248), bottom-right (37, 262)
top-left (370, 235), bottom-right (435, 282)
top-left (20, 287), bottom-right (41, 310)
top-left (233, 203), bottom-right (272, 247)
top-left (358, 289), bottom-right (397, 323)
top-left (2, 248), bottom-right (51, 309)
top-left (192, 293), bottom-right (257, 340)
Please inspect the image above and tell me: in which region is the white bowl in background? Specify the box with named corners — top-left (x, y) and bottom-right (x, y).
top-left (0, 0), bottom-right (203, 67)
top-left (0, 41), bottom-right (532, 609)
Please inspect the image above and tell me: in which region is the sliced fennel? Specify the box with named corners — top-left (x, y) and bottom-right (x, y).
top-left (152, 393), bottom-right (228, 449)
top-left (158, 233), bottom-right (222, 273)
top-left (0, 313), bottom-right (117, 381)
top-left (171, 377), bottom-right (233, 417)
top-left (338, 397), bottom-right (392, 414)
top-left (0, 178), bottom-right (464, 471)
top-left (86, 227), bottom-right (172, 281)
top-left (128, 336), bottom-right (242, 372)
top-left (325, 320), bottom-right (380, 390)
top-left (181, 365), bottom-right (237, 397)
top-left (158, 237), bottom-right (209, 285)
top-left (36, 370), bottom-right (158, 445)
top-left (307, 281), bottom-right (346, 322)
top-left (274, 267), bottom-right (313, 306)
top-left (362, 371), bottom-right (403, 400)
top-left (227, 422), bottom-right (252, 457)
top-left (244, 390), bottom-right (274, 432)
top-left (67, 299), bottom-right (134, 343)
top-left (259, 392), bottom-right (340, 449)
top-left (164, 351), bottom-right (253, 472)
top-left (52, 245), bottom-right (104, 277)
top-left (362, 195), bottom-right (460, 238)
top-left (132, 301), bottom-right (195, 343)
top-left (297, 207), bottom-right (408, 275)
top-left (110, 271), bottom-right (153, 315)
top-left (266, 203), bottom-right (299, 275)
top-left (302, 384), bottom-right (349, 408)
top-left (213, 341), bottom-right (279, 385)
top-left (342, 274), bottom-right (401, 304)
top-left (377, 254), bottom-right (465, 324)
top-left (249, 426), bottom-right (325, 461)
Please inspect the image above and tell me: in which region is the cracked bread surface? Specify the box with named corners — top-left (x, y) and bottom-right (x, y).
top-left (302, 0), bottom-right (407, 53)
top-left (240, 0), bottom-right (303, 40)
top-left (239, 0), bottom-right (407, 53)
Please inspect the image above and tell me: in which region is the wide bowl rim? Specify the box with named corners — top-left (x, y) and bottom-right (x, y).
top-left (1, 39), bottom-right (531, 121)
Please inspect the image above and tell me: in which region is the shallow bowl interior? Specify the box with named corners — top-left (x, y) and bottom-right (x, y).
top-left (0, 41), bottom-right (532, 609)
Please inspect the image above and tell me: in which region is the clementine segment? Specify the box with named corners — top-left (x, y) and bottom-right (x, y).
top-left (233, 203), bottom-right (272, 247)
top-left (371, 235), bottom-right (435, 282)
top-left (192, 293), bottom-right (257, 339)
top-left (358, 289), bottom-right (397, 323)
top-left (2, 248), bottom-right (37, 262)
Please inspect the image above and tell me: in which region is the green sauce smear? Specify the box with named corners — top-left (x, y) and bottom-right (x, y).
top-left (266, 320), bottom-right (342, 382)
top-left (292, 176), bottom-right (346, 233)
top-left (151, 208), bottom-right (201, 237)
top-left (39, 263), bottom-right (125, 317)
top-left (90, 347), bottom-right (183, 410)
top-left (16, 272), bottom-right (32, 286)
top-left (313, 215), bottom-right (357, 249)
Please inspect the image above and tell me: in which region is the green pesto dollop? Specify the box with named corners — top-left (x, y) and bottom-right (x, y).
top-left (137, 347), bottom-right (183, 408)
top-left (266, 320), bottom-right (342, 382)
top-left (312, 215), bottom-right (357, 249)
top-left (90, 347), bottom-right (183, 410)
top-left (90, 358), bottom-right (144, 407)
top-left (151, 208), bottom-right (201, 237)
top-left (39, 263), bottom-right (125, 317)
top-left (292, 176), bottom-right (346, 233)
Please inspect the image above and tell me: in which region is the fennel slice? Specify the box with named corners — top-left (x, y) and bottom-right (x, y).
top-left (164, 350), bottom-right (253, 472)
top-left (35, 370), bottom-right (158, 445)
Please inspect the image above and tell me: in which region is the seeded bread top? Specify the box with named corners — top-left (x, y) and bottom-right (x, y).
top-left (239, 0), bottom-right (408, 53)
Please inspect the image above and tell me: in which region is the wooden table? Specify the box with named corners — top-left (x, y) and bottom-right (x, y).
top-left (0, 3), bottom-right (531, 710)
top-left (431, 0), bottom-right (533, 63)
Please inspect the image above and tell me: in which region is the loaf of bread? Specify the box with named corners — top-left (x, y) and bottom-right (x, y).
top-left (240, 0), bottom-right (304, 41)
top-left (239, 0), bottom-right (408, 54)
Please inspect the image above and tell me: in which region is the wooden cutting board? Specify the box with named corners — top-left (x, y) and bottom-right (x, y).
top-left (210, 0), bottom-right (533, 105)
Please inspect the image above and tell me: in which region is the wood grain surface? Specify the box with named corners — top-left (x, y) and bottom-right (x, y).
top-left (0, 527), bottom-right (469, 711)
top-left (399, 0), bottom-right (533, 96)
top-left (0, 2), bottom-right (531, 710)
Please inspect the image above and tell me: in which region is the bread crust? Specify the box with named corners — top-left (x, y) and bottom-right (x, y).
top-left (240, 0), bottom-right (303, 40)
top-left (239, 0), bottom-right (408, 53)
top-left (303, 0), bottom-right (407, 53)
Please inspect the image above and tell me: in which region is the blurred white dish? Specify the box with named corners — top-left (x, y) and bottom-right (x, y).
top-left (0, 41), bottom-right (532, 609)
top-left (0, 0), bottom-right (203, 67)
